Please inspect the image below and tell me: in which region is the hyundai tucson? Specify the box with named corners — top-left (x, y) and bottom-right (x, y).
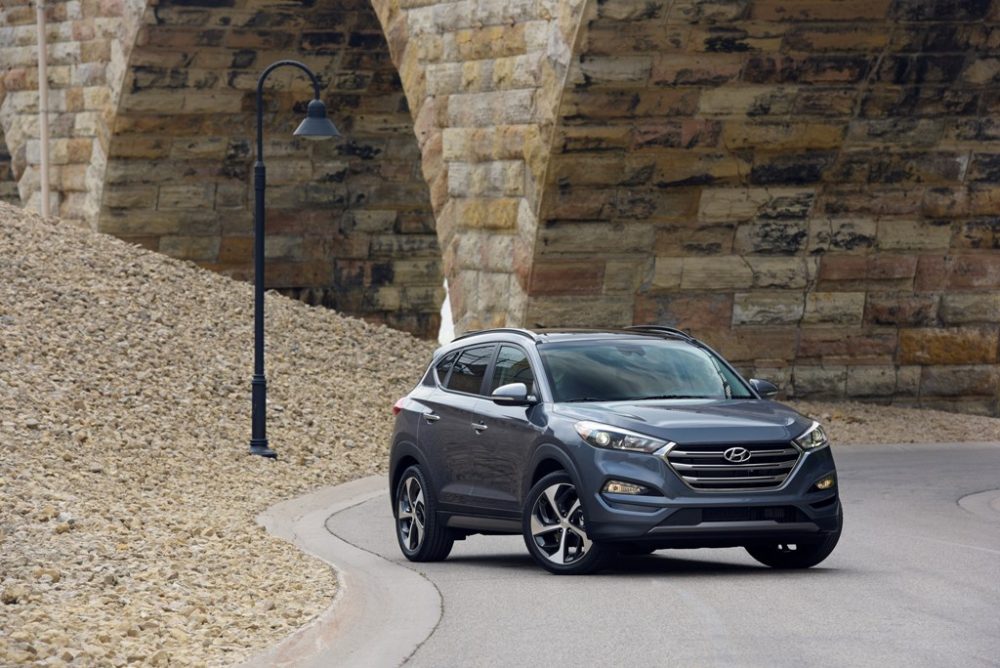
top-left (389, 326), bottom-right (842, 575)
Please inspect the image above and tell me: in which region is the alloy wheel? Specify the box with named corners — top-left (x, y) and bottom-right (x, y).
top-left (397, 475), bottom-right (425, 553)
top-left (529, 482), bottom-right (592, 565)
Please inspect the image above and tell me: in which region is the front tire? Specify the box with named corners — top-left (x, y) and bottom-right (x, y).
top-left (394, 465), bottom-right (453, 562)
top-left (745, 511), bottom-right (842, 569)
top-left (522, 472), bottom-right (610, 575)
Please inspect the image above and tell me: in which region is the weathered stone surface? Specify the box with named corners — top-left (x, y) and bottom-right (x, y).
top-left (920, 365), bottom-right (1000, 397)
top-left (732, 292), bottom-right (804, 325)
top-left (939, 293), bottom-right (1000, 324)
top-left (797, 327), bottom-right (897, 363)
top-left (803, 292), bottom-right (865, 325)
top-left (680, 256), bottom-right (754, 290)
top-left (846, 365), bottom-right (897, 397)
top-left (899, 328), bottom-right (999, 365)
top-left (792, 365), bottom-right (848, 397)
top-left (865, 293), bottom-right (938, 326)
top-left (2, 0), bottom-right (999, 411)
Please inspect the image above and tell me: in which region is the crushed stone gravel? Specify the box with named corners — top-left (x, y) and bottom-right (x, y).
top-left (1, 201), bottom-right (998, 665)
top-left (0, 202), bottom-right (434, 666)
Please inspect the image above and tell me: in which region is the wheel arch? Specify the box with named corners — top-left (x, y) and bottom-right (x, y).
top-left (523, 444), bottom-right (581, 506)
top-left (389, 440), bottom-right (432, 507)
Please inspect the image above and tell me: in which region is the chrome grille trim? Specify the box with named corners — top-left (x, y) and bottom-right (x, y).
top-left (670, 461), bottom-right (795, 471)
top-left (664, 442), bottom-right (802, 491)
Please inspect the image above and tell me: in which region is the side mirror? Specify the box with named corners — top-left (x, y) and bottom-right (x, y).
top-left (491, 382), bottom-right (537, 406)
top-left (749, 378), bottom-right (779, 399)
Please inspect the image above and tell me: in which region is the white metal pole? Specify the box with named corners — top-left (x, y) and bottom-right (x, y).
top-left (35, 0), bottom-right (50, 217)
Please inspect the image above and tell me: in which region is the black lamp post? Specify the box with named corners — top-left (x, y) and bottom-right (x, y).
top-left (249, 60), bottom-right (340, 459)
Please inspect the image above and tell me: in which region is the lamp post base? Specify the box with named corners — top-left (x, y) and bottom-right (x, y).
top-left (249, 439), bottom-right (277, 459)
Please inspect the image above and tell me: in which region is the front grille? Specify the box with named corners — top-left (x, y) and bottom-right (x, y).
top-left (665, 442), bottom-right (801, 491)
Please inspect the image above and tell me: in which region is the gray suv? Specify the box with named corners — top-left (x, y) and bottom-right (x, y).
top-left (389, 326), bottom-right (842, 575)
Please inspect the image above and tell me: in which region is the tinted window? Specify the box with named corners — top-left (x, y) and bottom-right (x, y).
top-left (538, 339), bottom-right (752, 402)
top-left (434, 351), bottom-right (458, 385)
top-left (489, 345), bottom-right (535, 395)
top-left (445, 345), bottom-right (495, 395)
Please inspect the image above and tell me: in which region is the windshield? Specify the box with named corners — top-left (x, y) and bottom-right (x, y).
top-left (538, 338), bottom-right (752, 402)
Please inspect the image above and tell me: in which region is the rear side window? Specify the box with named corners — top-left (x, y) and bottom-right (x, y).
top-left (434, 351), bottom-right (458, 385)
top-left (489, 345), bottom-right (535, 395)
top-left (445, 345), bottom-right (495, 395)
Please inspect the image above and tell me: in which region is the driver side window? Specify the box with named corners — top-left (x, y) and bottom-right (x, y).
top-left (489, 345), bottom-right (535, 396)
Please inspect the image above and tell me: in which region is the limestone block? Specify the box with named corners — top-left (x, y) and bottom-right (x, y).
top-left (803, 292), bottom-right (865, 325)
top-left (103, 185), bottom-right (157, 209)
top-left (791, 365), bottom-right (847, 397)
top-left (920, 365), bottom-right (999, 397)
top-left (159, 234), bottom-right (221, 261)
top-left (896, 365), bottom-right (921, 396)
top-left (158, 184), bottom-right (216, 210)
top-left (746, 256), bottom-right (815, 289)
top-left (899, 327), bottom-right (999, 365)
top-left (948, 256), bottom-right (1000, 289)
top-left (650, 257), bottom-right (682, 290)
top-left (798, 328), bottom-right (898, 362)
top-left (526, 295), bottom-right (634, 328)
top-left (264, 235), bottom-right (304, 261)
top-left (864, 293), bottom-right (938, 326)
top-left (807, 217), bottom-right (876, 254)
top-left (681, 256), bottom-right (754, 290)
top-left (734, 220), bottom-right (810, 254)
top-left (939, 293), bottom-right (1000, 324)
top-left (733, 292), bottom-right (805, 325)
top-left (538, 222), bottom-right (652, 254)
top-left (876, 219), bottom-right (953, 251)
top-left (634, 293), bottom-right (733, 330)
top-left (529, 260), bottom-right (605, 295)
top-left (846, 365), bottom-right (897, 397)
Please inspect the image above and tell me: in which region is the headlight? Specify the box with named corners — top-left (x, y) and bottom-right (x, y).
top-left (574, 420), bottom-right (673, 454)
top-left (794, 421), bottom-right (829, 450)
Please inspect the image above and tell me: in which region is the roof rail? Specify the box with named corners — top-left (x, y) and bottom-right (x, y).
top-left (625, 325), bottom-right (694, 341)
top-left (451, 327), bottom-right (538, 343)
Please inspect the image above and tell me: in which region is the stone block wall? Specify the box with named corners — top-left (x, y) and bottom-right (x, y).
top-left (369, 0), bottom-right (587, 333)
top-left (528, 0), bottom-right (1000, 414)
top-left (2, 0), bottom-right (998, 412)
top-left (102, 0), bottom-right (442, 336)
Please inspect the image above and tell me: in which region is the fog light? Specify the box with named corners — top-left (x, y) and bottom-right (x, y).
top-left (814, 474), bottom-right (836, 491)
top-left (603, 480), bottom-right (649, 495)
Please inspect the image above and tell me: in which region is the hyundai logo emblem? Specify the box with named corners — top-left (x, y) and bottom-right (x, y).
top-left (723, 446), bottom-right (751, 463)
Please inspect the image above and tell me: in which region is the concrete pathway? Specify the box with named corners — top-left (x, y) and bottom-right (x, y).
top-left (239, 477), bottom-right (440, 668)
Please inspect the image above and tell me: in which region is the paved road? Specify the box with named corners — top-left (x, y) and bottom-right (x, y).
top-left (326, 443), bottom-right (1000, 668)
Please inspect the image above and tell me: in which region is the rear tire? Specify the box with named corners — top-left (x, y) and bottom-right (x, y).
top-left (745, 511), bottom-right (842, 569)
top-left (522, 472), bottom-right (610, 575)
top-left (394, 465), bottom-right (454, 562)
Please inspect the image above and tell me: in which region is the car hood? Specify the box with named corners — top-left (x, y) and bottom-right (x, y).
top-left (552, 399), bottom-right (813, 445)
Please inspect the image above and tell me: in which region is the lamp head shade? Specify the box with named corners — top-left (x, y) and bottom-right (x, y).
top-left (293, 99), bottom-right (340, 141)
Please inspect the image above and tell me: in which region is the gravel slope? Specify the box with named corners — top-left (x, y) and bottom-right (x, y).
top-left (1, 201), bottom-right (998, 666)
top-left (0, 202), bottom-right (434, 666)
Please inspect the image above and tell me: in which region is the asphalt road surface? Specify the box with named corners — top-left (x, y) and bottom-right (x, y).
top-left (326, 443), bottom-right (1000, 667)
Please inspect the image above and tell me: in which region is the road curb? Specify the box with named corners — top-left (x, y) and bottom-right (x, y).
top-left (240, 476), bottom-right (441, 668)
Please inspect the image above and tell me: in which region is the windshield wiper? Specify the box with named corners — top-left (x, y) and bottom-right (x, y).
top-left (633, 394), bottom-right (708, 400)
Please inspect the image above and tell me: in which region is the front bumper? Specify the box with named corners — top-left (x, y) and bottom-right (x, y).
top-left (575, 443), bottom-right (841, 547)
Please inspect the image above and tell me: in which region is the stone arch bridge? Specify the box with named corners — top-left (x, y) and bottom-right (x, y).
top-left (1, 0), bottom-right (998, 413)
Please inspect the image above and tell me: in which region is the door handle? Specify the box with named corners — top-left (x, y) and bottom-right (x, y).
top-left (423, 412), bottom-right (440, 423)
top-left (472, 421), bottom-right (488, 433)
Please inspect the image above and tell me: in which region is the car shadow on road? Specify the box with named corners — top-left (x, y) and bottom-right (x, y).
top-left (440, 551), bottom-right (848, 577)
